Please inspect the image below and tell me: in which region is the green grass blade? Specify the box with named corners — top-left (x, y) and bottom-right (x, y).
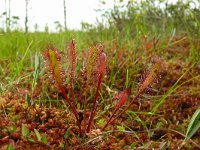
top-left (25, 94), bottom-right (31, 106)
top-left (19, 41), bottom-right (33, 64)
top-left (185, 107), bottom-right (200, 140)
top-left (125, 69), bottom-right (129, 88)
top-left (32, 53), bottom-right (41, 91)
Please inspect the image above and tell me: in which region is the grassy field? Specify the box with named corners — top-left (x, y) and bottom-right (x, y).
top-left (0, 1), bottom-right (200, 149)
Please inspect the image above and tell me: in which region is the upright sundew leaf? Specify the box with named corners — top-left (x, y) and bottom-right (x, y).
top-left (68, 40), bottom-right (77, 103)
top-left (98, 51), bottom-right (107, 75)
top-left (114, 88), bottom-right (131, 112)
top-left (83, 46), bottom-right (99, 131)
top-left (68, 39), bottom-right (76, 77)
top-left (44, 47), bottom-right (63, 86)
top-left (86, 46), bottom-right (98, 85)
top-left (86, 46), bottom-right (107, 133)
top-left (138, 60), bottom-right (161, 94)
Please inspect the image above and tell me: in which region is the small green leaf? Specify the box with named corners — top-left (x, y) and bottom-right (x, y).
top-left (8, 124), bottom-right (17, 133)
top-left (28, 138), bottom-right (35, 142)
top-left (22, 124), bottom-right (29, 137)
top-left (64, 129), bottom-right (71, 139)
top-left (34, 129), bottom-right (41, 141)
top-left (117, 125), bottom-right (125, 131)
top-left (59, 143), bottom-right (65, 149)
top-left (98, 119), bottom-right (105, 127)
top-left (130, 142), bottom-right (138, 148)
top-left (77, 103), bottom-right (81, 110)
top-left (41, 133), bottom-right (48, 144)
top-left (6, 144), bottom-right (15, 150)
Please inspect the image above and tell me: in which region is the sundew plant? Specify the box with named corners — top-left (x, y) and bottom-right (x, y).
top-left (43, 40), bottom-right (162, 136)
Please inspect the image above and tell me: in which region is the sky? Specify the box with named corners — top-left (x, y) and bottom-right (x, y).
top-left (0, 0), bottom-right (115, 32)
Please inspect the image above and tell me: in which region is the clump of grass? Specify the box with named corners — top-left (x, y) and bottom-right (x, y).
top-left (43, 40), bottom-right (162, 136)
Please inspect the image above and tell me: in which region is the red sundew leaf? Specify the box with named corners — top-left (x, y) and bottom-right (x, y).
top-left (142, 35), bottom-right (159, 53)
top-left (86, 46), bottom-right (98, 85)
top-left (86, 45), bottom-right (107, 133)
top-left (145, 43), bottom-right (153, 51)
top-left (113, 88), bottom-right (131, 112)
top-left (101, 88), bottom-right (131, 132)
top-left (98, 52), bottom-right (107, 75)
top-left (68, 39), bottom-right (77, 77)
top-left (84, 44), bottom-right (105, 86)
top-left (138, 59), bottom-right (161, 94)
top-left (68, 40), bottom-right (77, 104)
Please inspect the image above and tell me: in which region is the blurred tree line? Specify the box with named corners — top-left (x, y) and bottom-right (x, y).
top-left (95, 0), bottom-right (200, 37)
top-left (0, 0), bottom-right (199, 36)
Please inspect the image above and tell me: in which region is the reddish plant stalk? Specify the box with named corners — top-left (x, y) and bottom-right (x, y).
top-left (86, 51), bottom-right (106, 133)
top-left (101, 110), bottom-right (116, 132)
top-left (58, 84), bottom-right (81, 134)
top-left (83, 94), bottom-right (87, 133)
top-left (86, 73), bottom-right (103, 133)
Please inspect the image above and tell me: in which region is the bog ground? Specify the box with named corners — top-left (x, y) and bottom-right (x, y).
top-left (0, 0), bottom-right (200, 149)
